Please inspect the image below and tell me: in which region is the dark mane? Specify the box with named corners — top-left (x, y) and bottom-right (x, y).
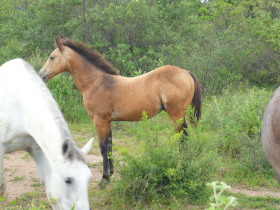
top-left (60, 38), bottom-right (120, 75)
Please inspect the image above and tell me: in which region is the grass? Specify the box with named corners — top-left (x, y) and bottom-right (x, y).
top-left (2, 87), bottom-right (280, 209)
top-left (12, 176), bottom-right (26, 182)
top-left (236, 195), bottom-right (280, 210)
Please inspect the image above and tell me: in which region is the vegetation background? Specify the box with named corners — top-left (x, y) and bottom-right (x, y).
top-left (1, 0), bottom-right (280, 209)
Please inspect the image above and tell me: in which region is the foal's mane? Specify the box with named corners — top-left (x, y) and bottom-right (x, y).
top-left (60, 38), bottom-right (120, 75)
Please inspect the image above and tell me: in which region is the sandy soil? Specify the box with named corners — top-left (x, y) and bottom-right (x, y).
top-left (3, 151), bottom-right (103, 201)
top-left (229, 185), bottom-right (280, 198)
top-left (2, 151), bottom-right (280, 202)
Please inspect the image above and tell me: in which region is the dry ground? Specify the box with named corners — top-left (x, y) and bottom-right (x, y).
top-left (2, 151), bottom-right (280, 205)
top-left (3, 151), bottom-right (103, 201)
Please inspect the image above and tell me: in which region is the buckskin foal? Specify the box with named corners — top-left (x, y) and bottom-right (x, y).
top-left (39, 38), bottom-right (201, 189)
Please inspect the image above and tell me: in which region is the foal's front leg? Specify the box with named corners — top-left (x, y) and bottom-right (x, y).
top-left (108, 130), bottom-right (114, 176)
top-left (94, 117), bottom-right (114, 190)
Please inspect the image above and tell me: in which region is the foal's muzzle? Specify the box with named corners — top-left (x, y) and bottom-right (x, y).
top-left (38, 71), bottom-right (49, 83)
top-left (41, 76), bottom-right (49, 83)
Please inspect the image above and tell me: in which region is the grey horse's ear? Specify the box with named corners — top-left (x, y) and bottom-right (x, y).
top-left (81, 138), bottom-right (94, 155)
top-left (62, 140), bottom-right (74, 160)
top-left (55, 37), bottom-right (64, 51)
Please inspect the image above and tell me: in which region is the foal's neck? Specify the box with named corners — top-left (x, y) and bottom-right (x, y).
top-left (68, 55), bottom-right (104, 94)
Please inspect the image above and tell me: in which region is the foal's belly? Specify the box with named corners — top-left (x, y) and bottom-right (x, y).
top-left (111, 103), bottom-right (162, 121)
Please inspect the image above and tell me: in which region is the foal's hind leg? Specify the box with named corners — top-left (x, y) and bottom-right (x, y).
top-left (182, 117), bottom-right (189, 136)
top-left (167, 110), bottom-right (189, 147)
top-left (166, 107), bottom-right (189, 136)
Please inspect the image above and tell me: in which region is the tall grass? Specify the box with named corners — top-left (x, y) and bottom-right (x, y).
top-left (201, 87), bottom-right (275, 186)
top-left (113, 112), bottom-right (219, 205)
top-left (46, 73), bottom-right (89, 122)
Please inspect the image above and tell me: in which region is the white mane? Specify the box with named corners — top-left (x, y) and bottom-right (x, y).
top-left (12, 59), bottom-right (73, 143)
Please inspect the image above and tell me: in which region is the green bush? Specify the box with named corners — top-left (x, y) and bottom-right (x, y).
top-left (202, 88), bottom-right (275, 185)
top-left (47, 73), bottom-right (89, 122)
top-left (113, 113), bottom-right (219, 204)
top-left (1, 0), bottom-right (280, 89)
top-left (202, 88), bottom-right (270, 157)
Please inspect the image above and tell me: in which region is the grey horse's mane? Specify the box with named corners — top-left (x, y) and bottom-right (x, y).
top-left (23, 60), bottom-right (85, 162)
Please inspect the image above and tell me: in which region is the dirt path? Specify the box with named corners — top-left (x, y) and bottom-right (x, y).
top-left (230, 185), bottom-right (280, 198)
top-left (3, 151), bottom-right (280, 201)
top-left (3, 151), bottom-right (103, 201)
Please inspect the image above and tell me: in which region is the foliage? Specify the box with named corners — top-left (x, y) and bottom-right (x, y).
top-left (113, 112), bottom-right (218, 204)
top-left (201, 87), bottom-right (275, 185)
top-left (46, 73), bottom-right (89, 122)
top-left (206, 181), bottom-right (238, 210)
top-left (202, 88), bottom-right (269, 158)
top-left (1, 0), bottom-right (279, 93)
top-left (28, 203), bottom-right (47, 210)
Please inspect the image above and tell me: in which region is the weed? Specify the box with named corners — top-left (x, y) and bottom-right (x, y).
top-left (28, 203), bottom-right (47, 210)
top-left (113, 112), bottom-right (218, 205)
top-left (31, 182), bottom-right (42, 187)
top-left (202, 88), bottom-right (274, 186)
top-left (12, 176), bottom-right (25, 182)
top-left (206, 181), bottom-right (238, 210)
top-left (23, 153), bottom-right (32, 160)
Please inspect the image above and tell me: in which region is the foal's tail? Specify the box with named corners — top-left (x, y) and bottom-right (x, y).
top-left (190, 72), bottom-right (201, 123)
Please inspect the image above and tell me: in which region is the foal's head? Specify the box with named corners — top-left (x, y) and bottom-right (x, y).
top-left (47, 139), bottom-right (93, 210)
top-left (40, 38), bottom-right (71, 82)
top-left (39, 37), bottom-right (120, 82)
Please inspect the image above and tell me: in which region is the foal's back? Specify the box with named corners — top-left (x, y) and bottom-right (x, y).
top-left (262, 86), bottom-right (280, 180)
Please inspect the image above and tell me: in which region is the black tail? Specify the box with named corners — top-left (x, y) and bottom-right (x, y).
top-left (190, 72), bottom-right (201, 123)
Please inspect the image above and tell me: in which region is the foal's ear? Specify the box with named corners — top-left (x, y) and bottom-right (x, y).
top-left (62, 140), bottom-right (74, 160)
top-left (55, 38), bottom-right (64, 51)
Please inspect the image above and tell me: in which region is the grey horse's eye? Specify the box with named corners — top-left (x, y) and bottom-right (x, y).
top-left (65, 177), bottom-right (72, 184)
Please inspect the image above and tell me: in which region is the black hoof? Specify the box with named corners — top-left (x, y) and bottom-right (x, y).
top-left (98, 177), bottom-right (109, 190)
top-left (110, 167), bottom-right (114, 176)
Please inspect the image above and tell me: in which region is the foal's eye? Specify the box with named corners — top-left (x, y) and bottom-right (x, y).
top-left (50, 56), bottom-right (55, 60)
top-left (65, 177), bottom-right (72, 184)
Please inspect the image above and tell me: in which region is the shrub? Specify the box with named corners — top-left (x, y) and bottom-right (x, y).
top-left (113, 112), bottom-right (219, 204)
top-left (47, 73), bottom-right (88, 122)
top-left (202, 88), bottom-right (275, 185)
